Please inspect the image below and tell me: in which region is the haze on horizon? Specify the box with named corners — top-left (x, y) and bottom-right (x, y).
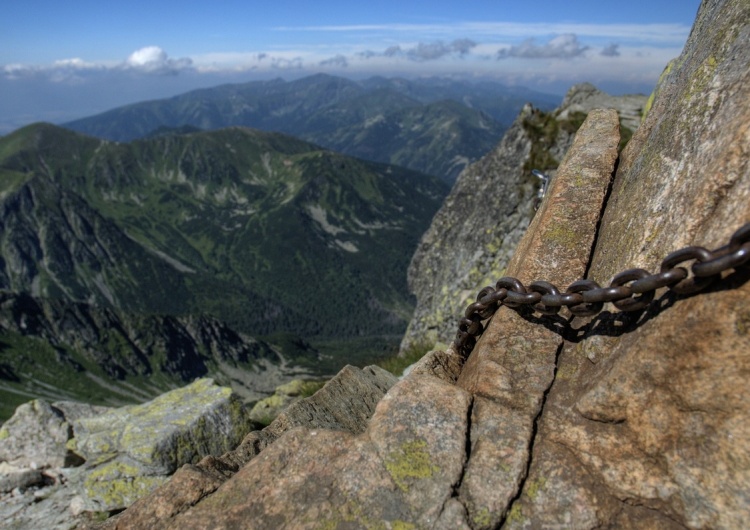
top-left (1, 0), bottom-right (701, 134)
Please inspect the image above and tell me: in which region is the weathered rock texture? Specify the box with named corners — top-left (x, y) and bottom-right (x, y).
top-left (401, 84), bottom-right (647, 353)
top-left (0, 400), bottom-right (77, 469)
top-left (455, 107), bottom-right (620, 528)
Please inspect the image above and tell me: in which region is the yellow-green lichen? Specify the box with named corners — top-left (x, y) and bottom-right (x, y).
top-left (385, 439), bottom-right (440, 492)
top-left (472, 507), bottom-right (492, 527)
top-left (0, 427), bottom-right (9, 441)
top-left (526, 477), bottom-right (546, 500)
top-left (505, 503), bottom-right (525, 525)
top-left (543, 224), bottom-right (578, 250)
top-left (253, 394), bottom-right (285, 410)
top-left (311, 500), bottom-right (398, 530)
top-left (555, 360), bottom-right (578, 381)
top-left (643, 59), bottom-right (676, 121)
top-left (85, 459), bottom-right (167, 508)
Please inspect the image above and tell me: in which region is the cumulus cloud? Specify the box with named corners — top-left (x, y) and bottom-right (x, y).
top-left (497, 34), bottom-right (589, 59)
top-left (124, 46), bottom-right (192, 75)
top-left (361, 39), bottom-right (477, 62)
top-left (601, 43), bottom-right (621, 57)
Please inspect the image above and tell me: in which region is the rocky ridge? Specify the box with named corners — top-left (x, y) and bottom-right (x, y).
top-left (400, 84), bottom-right (647, 353)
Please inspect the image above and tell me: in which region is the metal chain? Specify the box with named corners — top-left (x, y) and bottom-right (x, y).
top-left (454, 222), bottom-right (750, 357)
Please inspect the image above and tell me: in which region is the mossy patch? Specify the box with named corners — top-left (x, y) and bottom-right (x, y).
top-left (521, 110), bottom-right (561, 172)
top-left (385, 439), bottom-right (440, 492)
top-left (377, 340), bottom-right (433, 376)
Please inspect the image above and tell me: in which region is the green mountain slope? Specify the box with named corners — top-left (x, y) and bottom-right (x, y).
top-left (322, 99), bottom-right (503, 181)
top-left (0, 123), bottom-right (448, 340)
top-left (358, 76), bottom-right (560, 124)
top-left (62, 74), bottom-right (553, 182)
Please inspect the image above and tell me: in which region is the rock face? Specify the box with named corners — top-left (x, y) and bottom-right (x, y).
top-left (503, 1), bottom-right (750, 527)
top-left (104, 0), bottom-right (750, 528)
top-left (401, 84), bottom-right (647, 353)
top-left (68, 378), bottom-right (253, 512)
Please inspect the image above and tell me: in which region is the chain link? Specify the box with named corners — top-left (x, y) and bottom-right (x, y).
top-left (454, 222), bottom-right (750, 357)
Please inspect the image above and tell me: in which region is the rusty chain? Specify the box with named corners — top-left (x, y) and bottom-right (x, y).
top-left (454, 222), bottom-right (750, 357)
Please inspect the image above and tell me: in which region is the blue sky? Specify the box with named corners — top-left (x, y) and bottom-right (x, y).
top-left (1, 1), bottom-right (701, 134)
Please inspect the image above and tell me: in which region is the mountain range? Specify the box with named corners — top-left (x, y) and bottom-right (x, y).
top-left (0, 122), bottom-right (448, 417)
top-left (64, 74), bottom-right (559, 182)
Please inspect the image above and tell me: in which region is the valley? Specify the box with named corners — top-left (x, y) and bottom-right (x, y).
top-left (0, 120), bottom-right (449, 417)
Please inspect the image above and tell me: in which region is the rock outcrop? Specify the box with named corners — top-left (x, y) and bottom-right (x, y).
top-left (0, 378), bottom-right (256, 528)
top-left (0, 364), bottom-right (397, 529)
top-left (502, 0), bottom-right (750, 526)
top-left (69, 378), bottom-right (253, 512)
top-left (98, 365), bottom-right (397, 529)
top-left (556, 81), bottom-right (646, 131)
top-left (401, 83), bottom-right (647, 353)
top-left (102, 0), bottom-right (750, 528)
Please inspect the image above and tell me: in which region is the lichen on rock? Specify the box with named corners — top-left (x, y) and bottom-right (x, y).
top-left (69, 378), bottom-right (254, 511)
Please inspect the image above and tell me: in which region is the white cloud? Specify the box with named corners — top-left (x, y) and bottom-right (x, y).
top-left (124, 46), bottom-right (192, 75)
top-left (1, 46), bottom-right (192, 81)
top-left (361, 39), bottom-right (478, 62)
top-left (497, 34), bottom-right (589, 60)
